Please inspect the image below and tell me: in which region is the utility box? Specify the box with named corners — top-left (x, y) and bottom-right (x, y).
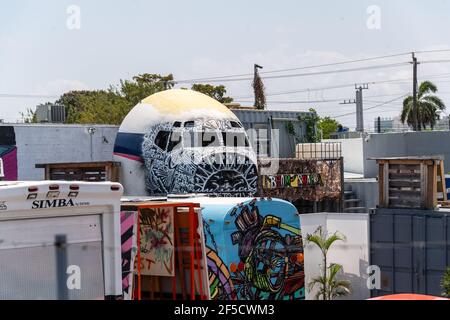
top-left (0, 181), bottom-right (123, 299)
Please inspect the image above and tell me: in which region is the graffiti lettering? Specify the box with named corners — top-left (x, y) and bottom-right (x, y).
top-left (262, 173), bottom-right (324, 189)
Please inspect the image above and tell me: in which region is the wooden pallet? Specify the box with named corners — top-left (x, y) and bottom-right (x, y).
top-left (373, 157), bottom-right (446, 210)
top-left (35, 161), bottom-right (121, 182)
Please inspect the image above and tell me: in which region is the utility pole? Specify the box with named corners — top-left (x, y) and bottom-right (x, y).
top-left (340, 84), bottom-right (369, 133)
top-left (412, 52), bottom-right (419, 131)
top-left (355, 84), bottom-right (369, 133)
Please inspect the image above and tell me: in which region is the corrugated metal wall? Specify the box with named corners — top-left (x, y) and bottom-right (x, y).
top-left (231, 109), bottom-right (311, 158)
top-left (370, 208), bottom-right (450, 297)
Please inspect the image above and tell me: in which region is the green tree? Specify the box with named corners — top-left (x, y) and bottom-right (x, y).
top-left (191, 84), bottom-right (234, 104)
top-left (319, 117), bottom-right (341, 139)
top-left (298, 108), bottom-right (320, 142)
top-left (306, 226), bottom-right (351, 300)
top-left (117, 73), bottom-right (175, 106)
top-left (442, 267), bottom-right (450, 298)
top-left (56, 74), bottom-right (174, 125)
top-left (401, 81), bottom-right (446, 131)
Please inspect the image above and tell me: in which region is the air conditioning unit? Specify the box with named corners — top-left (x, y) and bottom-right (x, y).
top-left (0, 158), bottom-right (4, 179)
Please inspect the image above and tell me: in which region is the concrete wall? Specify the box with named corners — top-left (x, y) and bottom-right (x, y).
top-left (1, 124), bottom-right (119, 180)
top-left (300, 213), bottom-right (370, 300)
top-left (342, 138), bottom-right (364, 174)
top-left (330, 131), bottom-right (450, 178)
top-left (345, 179), bottom-right (379, 211)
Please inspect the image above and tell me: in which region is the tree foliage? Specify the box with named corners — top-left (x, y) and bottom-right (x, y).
top-left (32, 73), bottom-right (235, 125)
top-left (297, 108), bottom-right (342, 142)
top-left (191, 84), bottom-right (233, 104)
top-left (401, 81), bottom-right (446, 131)
top-left (306, 226), bottom-right (351, 300)
top-left (253, 65), bottom-right (266, 110)
top-left (319, 117), bottom-right (341, 139)
top-left (298, 108), bottom-right (321, 143)
top-left (442, 267), bottom-right (450, 298)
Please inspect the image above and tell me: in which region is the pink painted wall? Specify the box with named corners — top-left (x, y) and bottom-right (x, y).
top-left (1, 147), bottom-right (18, 181)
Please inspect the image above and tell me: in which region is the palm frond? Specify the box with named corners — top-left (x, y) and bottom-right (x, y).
top-left (422, 95), bottom-right (446, 110)
top-left (323, 233), bottom-right (346, 251)
top-left (418, 81), bottom-right (438, 98)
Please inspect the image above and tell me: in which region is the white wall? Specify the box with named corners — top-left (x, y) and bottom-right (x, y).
top-left (324, 138), bottom-right (364, 174)
top-left (10, 124), bottom-right (119, 180)
top-left (300, 213), bottom-right (370, 300)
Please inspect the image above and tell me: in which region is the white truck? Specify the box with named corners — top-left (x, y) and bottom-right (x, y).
top-left (0, 181), bottom-right (123, 300)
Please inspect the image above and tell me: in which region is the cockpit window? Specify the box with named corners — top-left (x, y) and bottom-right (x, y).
top-left (184, 121), bottom-right (195, 128)
top-left (173, 121), bottom-right (182, 128)
top-left (168, 131), bottom-right (182, 152)
top-left (202, 132), bottom-right (221, 147)
top-left (230, 121), bottom-right (243, 128)
top-left (222, 132), bottom-right (249, 147)
top-left (154, 131), bottom-right (170, 150)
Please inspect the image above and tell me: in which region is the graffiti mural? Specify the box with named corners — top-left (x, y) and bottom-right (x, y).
top-left (258, 158), bottom-right (343, 202)
top-left (120, 211), bottom-right (138, 299)
top-left (113, 89), bottom-right (258, 197)
top-left (203, 199), bottom-right (305, 301)
top-left (141, 120), bottom-right (258, 197)
top-left (0, 126), bottom-right (18, 181)
top-left (136, 207), bottom-right (175, 277)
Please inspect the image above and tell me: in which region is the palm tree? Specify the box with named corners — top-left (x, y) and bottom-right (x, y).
top-left (401, 81), bottom-right (446, 131)
top-left (306, 226), bottom-right (351, 300)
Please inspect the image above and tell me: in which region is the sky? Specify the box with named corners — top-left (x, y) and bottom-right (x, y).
top-left (1, 0), bottom-right (450, 130)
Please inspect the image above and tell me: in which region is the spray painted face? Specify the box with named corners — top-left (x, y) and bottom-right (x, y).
top-left (141, 119), bottom-right (258, 196)
top-left (114, 89), bottom-right (258, 196)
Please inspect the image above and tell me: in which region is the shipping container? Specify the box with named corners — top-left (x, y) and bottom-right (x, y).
top-left (370, 208), bottom-right (450, 297)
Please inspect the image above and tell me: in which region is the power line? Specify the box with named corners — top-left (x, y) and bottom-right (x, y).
top-left (334, 94), bottom-right (408, 118)
top-left (233, 72), bottom-right (450, 101)
top-left (176, 62), bottom-right (411, 84)
top-left (176, 49), bottom-right (450, 83)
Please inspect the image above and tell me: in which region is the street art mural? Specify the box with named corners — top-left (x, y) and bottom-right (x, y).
top-left (136, 207), bottom-right (175, 277)
top-left (258, 158), bottom-right (343, 202)
top-left (202, 198), bottom-right (305, 300)
top-left (0, 126), bottom-right (18, 181)
top-left (113, 89), bottom-right (258, 197)
top-left (120, 211), bottom-right (138, 299)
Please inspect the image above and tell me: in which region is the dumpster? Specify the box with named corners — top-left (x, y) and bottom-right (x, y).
top-left (174, 197), bottom-right (305, 300)
top-left (0, 181), bottom-right (123, 300)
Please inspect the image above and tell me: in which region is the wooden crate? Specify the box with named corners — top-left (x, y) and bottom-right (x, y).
top-left (372, 157), bottom-right (446, 210)
top-left (36, 161), bottom-right (121, 182)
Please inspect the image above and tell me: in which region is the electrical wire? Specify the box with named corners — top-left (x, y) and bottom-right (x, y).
top-left (176, 62), bottom-right (411, 84)
top-left (175, 49), bottom-right (450, 83)
top-left (334, 94), bottom-right (409, 118)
